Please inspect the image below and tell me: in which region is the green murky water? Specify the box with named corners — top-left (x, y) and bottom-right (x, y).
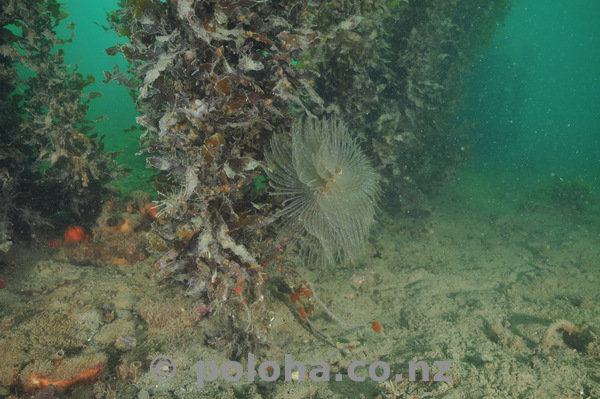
top-left (464, 0), bottom-right (599, 185)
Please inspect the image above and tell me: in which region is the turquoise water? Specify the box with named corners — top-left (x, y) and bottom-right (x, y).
top-left (55, 0), bottom-right (600, 193)
top-left (3, 2), bottom-right (600, 398)
top-left (56, 0), bottom-right (151, 194)
top-left (464, 0), bottom-right (600, 185)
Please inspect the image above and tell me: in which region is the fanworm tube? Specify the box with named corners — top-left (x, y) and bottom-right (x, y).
top-left (264, 118), bottom-right (380, 265)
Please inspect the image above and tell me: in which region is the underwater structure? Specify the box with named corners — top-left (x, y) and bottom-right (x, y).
top-left (1, 0), bottom-right (514, 394)
top-left (2, 0), bottom-right (513, 343)
top-left (1, 0), bottom-right (122, 253)
top-left (102, 0), bottom-right (512, 345)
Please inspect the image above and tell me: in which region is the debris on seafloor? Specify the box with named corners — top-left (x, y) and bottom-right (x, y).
top-left (21, 353), bottom-right (106, 394)
top-left (58, 191), bottom-right (160, 266)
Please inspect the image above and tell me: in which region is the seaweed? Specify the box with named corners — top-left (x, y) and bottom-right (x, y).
top-left (1, 0), bottom-right (123, 251)
top-left (104, 0), bottom-right (337, 351)
top-left (105, 0), bottom-right (514, 351)
top-left (308, 0), bottom-right (513, 208)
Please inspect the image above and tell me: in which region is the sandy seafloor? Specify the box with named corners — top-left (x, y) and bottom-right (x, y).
top-left (1, 167), bottom-right (599, 399)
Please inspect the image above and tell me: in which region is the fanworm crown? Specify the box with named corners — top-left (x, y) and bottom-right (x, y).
top-left (265, 117), bottom-right (380, 264)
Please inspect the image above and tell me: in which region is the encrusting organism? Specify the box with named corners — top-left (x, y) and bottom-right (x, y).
top-left (263, 117), bottom-right (380, 266)
top-left (258, 117), bottom-right (382, 342)
top-left (98, 0), bottom-right (514, 355)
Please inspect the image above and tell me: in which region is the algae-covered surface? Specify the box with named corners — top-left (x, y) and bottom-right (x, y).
top-left (2, 1), bottom-right (599, 396)
top-left (1, 167), bottom-right (598, 398)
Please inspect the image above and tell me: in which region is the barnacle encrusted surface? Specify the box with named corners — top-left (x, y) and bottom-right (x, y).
top-left (265, 118), bottom-right (380, 264)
